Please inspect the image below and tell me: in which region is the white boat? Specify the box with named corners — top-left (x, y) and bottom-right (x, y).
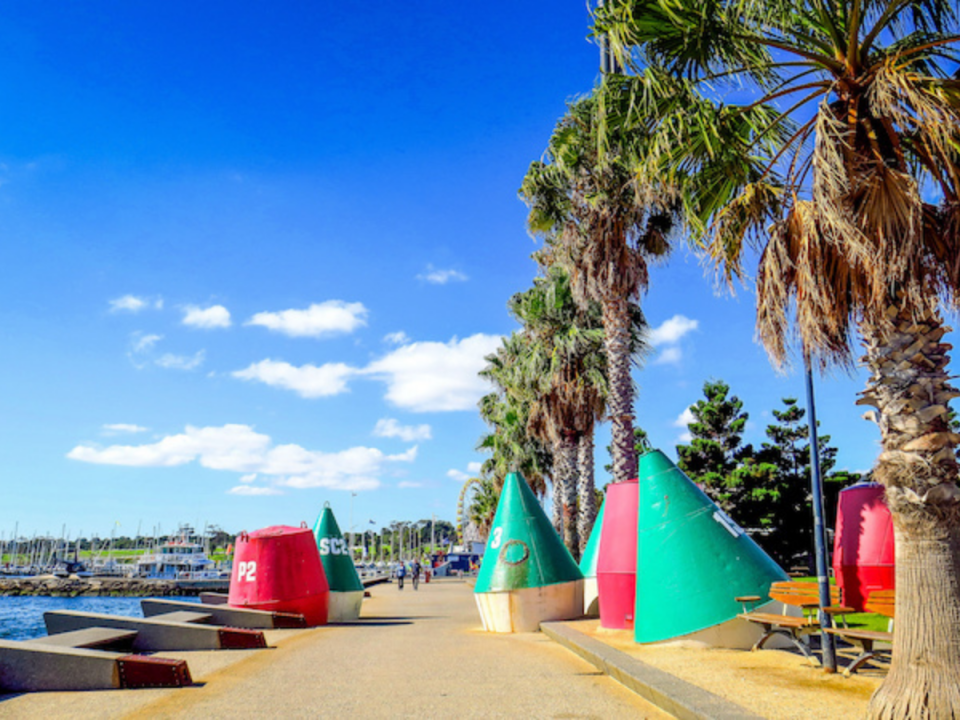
top-left (136, 540), bottom-right (220, 580)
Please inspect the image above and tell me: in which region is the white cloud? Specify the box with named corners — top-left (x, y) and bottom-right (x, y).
top-left (373, 418), bottom-right (432, 442)
top-left (383, 331), bottom-right (411, 345)
top-left (648, 315), bottom-right (698, 366)
top-left (127, 333), bottom-right (204, 372)
top-left (246, 301), bottom-right (368, 338)
top-left (648, 315), bottom-right (698, 346)
top-left (67, 423), bottom-right (417, 492)
top-left (156, 350), bottom-right (206, 371)
top-left (467, 462), bottom-right (482, 473)
top-left (228, 485), bottom-right (283, 496)
top-left (674, 407), bottom-right (695, 443)
top-left (183, 305), bottom-right (231, 329)
top-left (398, 481), bottom-right (423, 489)
top-left (109, 295), bottom-right (163, 313)
top-left (232, 359), bottom-right (354, 398)
top-left (674, 408), bottom-right (696, 428)
top-left (417, 265), bottom-right (468, 285)
top-left (653, 346), bottom-right (683, 366)
top-left (132, 333), bottom-right (163, 354)
top-left (102, 423), bottom-right (148, 435)
top-left (363, 334), bottom-right (501, 412)
top-left (447, 469), bottom-right (470, 482)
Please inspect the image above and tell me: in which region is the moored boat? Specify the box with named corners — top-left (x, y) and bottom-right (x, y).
top-left (136, 540), bottom-right (220, 580)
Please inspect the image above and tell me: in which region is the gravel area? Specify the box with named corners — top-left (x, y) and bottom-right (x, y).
top-left (569, 618), bottom-right (884, 719)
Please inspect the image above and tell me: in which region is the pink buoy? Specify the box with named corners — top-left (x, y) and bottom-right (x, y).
top-left (228, 523), bottom-right (330, 625)
top-left (597, 479), bottom-right (638, 629)
top-left (833, 483), bottom-right (895, 612)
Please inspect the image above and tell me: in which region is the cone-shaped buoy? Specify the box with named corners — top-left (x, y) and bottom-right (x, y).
top-left (313, 505), bottom-right (364, 622)
top-left (229, 523), bottom-right (329, 626)
top-left (578, 500), bottom-right (605, 617)
top-left (474, 472), bottom-right (583, 632)
top-left (635, 451), bottom-right (787, 646)
top-left (598, 480), bottom-right (638, 629)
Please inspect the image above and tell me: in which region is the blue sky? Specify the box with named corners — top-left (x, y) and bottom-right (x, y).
top-left (0, 2), bottom-right (911, 541)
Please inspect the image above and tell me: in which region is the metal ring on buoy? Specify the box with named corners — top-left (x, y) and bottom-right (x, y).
top-left (499, 539), bottom-right (529, 566)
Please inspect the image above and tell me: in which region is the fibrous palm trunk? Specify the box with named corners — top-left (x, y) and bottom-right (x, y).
top-left (577, 430), bottom-right (597, 556)
top-left (858, 305), bottom-right (960, 719)
top-left (550, 447), bottom-right (563, 535)
top-left (604, 296), bottom-right (636, 484)
top-left (556, 432), bottom-right (580, 559)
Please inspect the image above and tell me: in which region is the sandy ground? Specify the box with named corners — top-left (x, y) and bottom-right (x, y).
top-left (571, 618), bottom-right (886, 720)
top-left (0, 579), bottom-right (668, 719)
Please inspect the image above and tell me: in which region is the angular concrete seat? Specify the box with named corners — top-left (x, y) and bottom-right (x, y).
top-left (23, 627), bottom-right (138, 651)
top-left (44, 610), bottom-right (267, 651)
top-left (147, 610), bottom-right (214, 624)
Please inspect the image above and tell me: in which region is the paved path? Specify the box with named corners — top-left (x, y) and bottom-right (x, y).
top-left (1, 578), bottom-right (666, 719)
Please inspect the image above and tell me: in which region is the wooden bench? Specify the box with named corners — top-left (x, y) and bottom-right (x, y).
top-left (736, 581), bottom-right (851, 662)
top-left (826, 589), bottom-right (894, 675)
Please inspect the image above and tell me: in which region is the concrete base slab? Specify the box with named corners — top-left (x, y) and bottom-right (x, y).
top-left (476, 580), bottom-right (584, 633)
top-left (583, 577), bottom-right (599, 617)
top-left (327, 591), bottom-right (363, 623)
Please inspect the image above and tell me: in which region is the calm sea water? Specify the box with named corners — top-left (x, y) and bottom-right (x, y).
top-left (0, 596), bottom-right (199, 641)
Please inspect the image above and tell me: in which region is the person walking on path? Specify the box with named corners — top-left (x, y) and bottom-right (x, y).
top-left (396, 561), bottom-right (406, 590)
top-left (412, 560), bottom-right (421, 591)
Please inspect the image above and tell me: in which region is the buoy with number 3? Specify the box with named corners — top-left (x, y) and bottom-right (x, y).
top-left (228, 523), bottom-right (330, 626)
top-left (474, 471), bottom-right (583, 632)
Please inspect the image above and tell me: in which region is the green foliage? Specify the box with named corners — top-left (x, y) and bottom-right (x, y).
top-left (466, 478), bottom-right (499, 538)
top-left (604, 426), bottom-right (653, 479)
top-left (677, 381), bottom-right (858, 568)
top-left (676, 380), bottom-right (767, 513)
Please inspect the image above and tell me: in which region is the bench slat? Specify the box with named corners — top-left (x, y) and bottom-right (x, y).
top-left (865, 589), bottom-right (895, 618)
top-left (826, 628), bottom-right (892, 643)
top-left (740, 613), bottom-right (815, 629)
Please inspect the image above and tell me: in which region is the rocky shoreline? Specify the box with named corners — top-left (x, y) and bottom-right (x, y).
top-left (0, 576), bottom-right (213, 597)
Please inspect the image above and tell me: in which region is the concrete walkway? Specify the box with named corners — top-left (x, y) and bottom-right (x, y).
top-left (0, 579), bottom-right (666, 719)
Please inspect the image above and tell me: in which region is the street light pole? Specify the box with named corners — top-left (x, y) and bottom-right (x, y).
top-left (804, 356), bottom-right (837, 673)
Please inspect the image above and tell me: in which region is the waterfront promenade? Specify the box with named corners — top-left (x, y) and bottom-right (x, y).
top-left (0, 578), bottom-right (664, 719)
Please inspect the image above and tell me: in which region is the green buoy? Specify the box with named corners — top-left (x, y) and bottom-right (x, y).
top-left (634, 450), bottom-right (787, 645)
top-left (313, 504), bottom-right (364, 622)
top-left (474, 472), bottom-right (584, 632)
top-left (578, 500), bottom-right (605, 617)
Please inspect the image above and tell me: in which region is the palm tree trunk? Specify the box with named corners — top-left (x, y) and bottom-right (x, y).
top-left (857, 305), bottom-right (960, 719)
top-left (577, 430), bottom-right (597, 556)
top-left (556, 432), bottom-right (580, 559)
top-left (550, 445), bottom-right (563, 535)
top-left (603, 296), bottom-right (636, 484)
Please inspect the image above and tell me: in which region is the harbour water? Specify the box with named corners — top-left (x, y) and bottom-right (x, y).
top-left (0, 596), bottom-right (197, 641)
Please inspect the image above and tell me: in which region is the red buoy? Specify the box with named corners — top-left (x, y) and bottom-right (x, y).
top-left (832, 483), bottom-right (895, 612)
top-left (228, 523), bottom-right (330, 625)
top-left (597, 479), bottom-right (638, 629)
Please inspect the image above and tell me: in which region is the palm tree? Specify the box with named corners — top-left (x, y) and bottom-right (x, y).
top-left (478, 333), bottom-right (552, 500)
top-left (466, 477), bottom-right (499, 540)
top-left (595, 1), bottom-right (960, 715)
top-left (510, 265), bottom-right (610, 557)
top-left (521, 91), bottom-right (674, 486)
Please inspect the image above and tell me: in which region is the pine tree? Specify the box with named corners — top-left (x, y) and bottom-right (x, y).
top-left (675, 380), bottom-right (772, 516)
top-left (755, 398), bottom-right (859, 569)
